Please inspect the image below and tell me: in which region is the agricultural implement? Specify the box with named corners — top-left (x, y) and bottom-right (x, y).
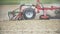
top-left (8, 0), bottom-right (60, 20)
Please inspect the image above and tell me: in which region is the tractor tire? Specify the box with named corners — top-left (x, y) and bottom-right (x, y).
top-left (8, 13), bottom-right (14, 20)
top-left (23, 8), bottom-right (36, 20)
top-left (8, 12), bottom-right (16, 20)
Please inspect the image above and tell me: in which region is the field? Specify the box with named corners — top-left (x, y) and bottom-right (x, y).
top-left (0, 0), bottom-right (60, 34)
top-left (0, 0), bottom-right (60, 5)
top-left (0, 20), bottom-right (60, 34)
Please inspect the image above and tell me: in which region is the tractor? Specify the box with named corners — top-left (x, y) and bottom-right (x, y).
top-left (8, 0), bottom-right (60, 20)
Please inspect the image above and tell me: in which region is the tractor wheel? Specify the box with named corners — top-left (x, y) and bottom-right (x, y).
top-left (23, 8), bottom-right (36, 20)
top-left (8, 12), bottom-right (16, 20)
top-left (8, 13), bottom-right (14, 20)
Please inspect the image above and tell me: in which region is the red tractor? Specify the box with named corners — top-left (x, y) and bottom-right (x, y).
top-left (8, 0), bottom-right (60, 20)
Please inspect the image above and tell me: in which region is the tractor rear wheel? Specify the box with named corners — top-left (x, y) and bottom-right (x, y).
top-left (23, 8), bottom-right (36, 20)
